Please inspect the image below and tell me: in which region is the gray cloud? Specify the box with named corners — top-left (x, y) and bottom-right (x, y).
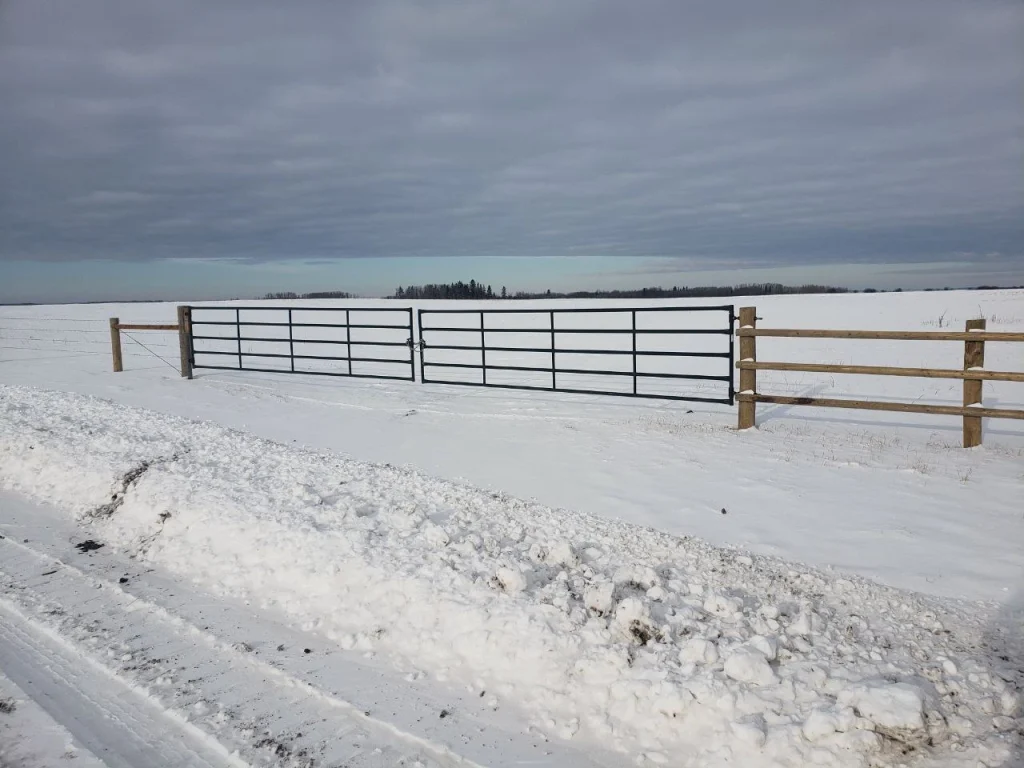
top-left (1, 0), bottom-right (1022, 273)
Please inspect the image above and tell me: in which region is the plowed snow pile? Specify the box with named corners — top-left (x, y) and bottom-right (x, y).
top-left (1, 385), bottom-right (1020, 767)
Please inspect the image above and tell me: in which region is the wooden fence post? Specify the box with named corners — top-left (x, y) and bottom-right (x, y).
top-left (109, 317), bottom-right (123, 373)
top-left (177, 305), bottom-right (193, 379)
top-left (963, 318), bottom-right (986, 447)
top-left (738, 306), bottom-right (757, 429)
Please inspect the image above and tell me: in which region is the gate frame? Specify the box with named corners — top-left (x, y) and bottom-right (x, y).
top-left (417, 304), bottom-right (735, 404)
top-left (187, 305), bottom-right (416, 382)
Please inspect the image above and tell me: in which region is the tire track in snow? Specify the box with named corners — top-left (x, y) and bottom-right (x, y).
top-left (0, 599), bottom-right (240, 768)
top-left (0, 535), bottom-right (481, 768)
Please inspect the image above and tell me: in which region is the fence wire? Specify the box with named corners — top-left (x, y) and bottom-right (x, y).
top-left (0, 320), bottom-right (179, 369)
top-left (122, 332), bottom-right (181, 372)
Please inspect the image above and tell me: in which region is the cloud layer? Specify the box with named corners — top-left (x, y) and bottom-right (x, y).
top-left (1, 0), bottom-right (1022, 276)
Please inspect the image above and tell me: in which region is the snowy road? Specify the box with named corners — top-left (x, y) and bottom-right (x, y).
top-left (0, 600), bottom-right (237, 768)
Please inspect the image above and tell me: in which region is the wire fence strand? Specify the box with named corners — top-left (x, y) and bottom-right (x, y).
top-left (0, 316), bottom-right (172, 324)
top-left (0, 345), bottom-right (107, 355)
top-left (0, 336), bottom-right (176, 349)
top-left (0, 326), bottom-right (110, 333)
top-left (122, 332), bottom-right (181, 372)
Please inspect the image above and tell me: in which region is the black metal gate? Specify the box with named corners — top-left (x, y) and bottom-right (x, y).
top-left (188, 305), bottom-right (415, 381)
top-left (418, 305), bottom-right (735, 404)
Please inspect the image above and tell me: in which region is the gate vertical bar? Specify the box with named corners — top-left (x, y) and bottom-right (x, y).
top-left (288, 308), bottom-right (295, 373)
top-left (409, 308), bottom-right (415, 381)
top-left (345, 310), bottom-right (352, 376)
top-left (727, 306), bottom-right (735, 405)
top-left (550, 310), bottom-right (556, 390)
top-left (235, 308), bottom-right (242, 370)
top-left (480, 310), bottom-right (487, 385)
top-left (631, 310), bottom-right (638, 395)
top-left (417, 309), bottom-right (427, 383)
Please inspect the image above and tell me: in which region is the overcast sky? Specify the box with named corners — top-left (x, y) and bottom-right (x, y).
top-left (1, 0), bottom-right (1022, 301)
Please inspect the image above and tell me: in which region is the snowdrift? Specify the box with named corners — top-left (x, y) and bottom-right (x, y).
top-left (0, 385), bottom-right (1019, 767)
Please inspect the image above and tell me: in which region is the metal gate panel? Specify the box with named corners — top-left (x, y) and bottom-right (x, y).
top-left (188, 306), bottom-right (415, 382)
top-left (418, 305), bottom-right (734, 404)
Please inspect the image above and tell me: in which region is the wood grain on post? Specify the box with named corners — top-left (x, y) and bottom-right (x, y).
top-left (737, 306), bottom-right (756, 429)
top-left (177, 305), bottom-right (193, 379)
top-left (963, 319), bottom-right (986, 447)
top-left (109, 317), bottom-right (123, 373)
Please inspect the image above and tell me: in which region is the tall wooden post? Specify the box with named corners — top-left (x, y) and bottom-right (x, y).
top-left (737, 306), bottom-right (757, 429)
top-left (963, 318), bottom-right (986, 447)
top-left (109, 317), bottom-right (123, 373)
top-left (177, 305), bottom-right (193, 379)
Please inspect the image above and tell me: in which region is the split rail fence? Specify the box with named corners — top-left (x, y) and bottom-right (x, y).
top-left (735, 306), bottom-right (1024, 447)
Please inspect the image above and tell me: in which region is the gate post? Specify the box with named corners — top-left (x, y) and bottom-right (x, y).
top-left (176, 305), bottom-right (193, 379)
top-left (963, 318), bottom-right (985, 447)
top-left (109, 317), bottom-right (123, 373)
top-left (737, 307), bottom-right (757, 429)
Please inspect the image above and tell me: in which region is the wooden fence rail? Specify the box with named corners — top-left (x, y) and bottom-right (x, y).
top-left (736, 361), bottom-right (1024, 383)
top-left (735, 307), bottom-right (1024, 447)
top-left (109, 306), bottom-right (192, 378)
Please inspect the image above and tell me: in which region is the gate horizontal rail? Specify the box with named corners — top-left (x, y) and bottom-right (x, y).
top-left (419, 305), bottom-right (735, 404)
top-left (188, 305), bottom-right (415, 382)
top-left (419, 304), bottom-right (735, 314)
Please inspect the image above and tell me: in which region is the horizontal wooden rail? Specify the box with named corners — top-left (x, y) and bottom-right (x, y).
top-left (737, 393), bottom-right (1024, 421)
top-left (115, 323), bottom-right (179, 331)
top-left (736, 328), bottom-right (1024, 342)
top-left (736, 308), bottom-right (1023, 446)
top-left (736, 360), bottom-right (1024, 383)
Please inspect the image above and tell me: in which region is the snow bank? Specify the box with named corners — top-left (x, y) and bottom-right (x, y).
top-left (0, 385), bottom-right (1020, 767)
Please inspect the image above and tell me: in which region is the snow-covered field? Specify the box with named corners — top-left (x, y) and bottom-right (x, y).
top-left (1, 289), bottom-right (1022, 767)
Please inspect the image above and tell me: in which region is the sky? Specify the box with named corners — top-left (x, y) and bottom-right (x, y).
top-left (1, 0), bottom-right (1022, 303)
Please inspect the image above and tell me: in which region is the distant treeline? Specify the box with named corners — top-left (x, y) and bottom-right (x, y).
top-left (394, 281), bottom-right (499, 299)
top-left (263, 291), bottom-right (354, 300)
top-left (390, 281), bottom-right (857, 300)
top-left (239, 283), bottom-right (1024, 305)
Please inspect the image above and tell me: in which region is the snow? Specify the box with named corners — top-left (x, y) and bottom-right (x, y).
top-left (837, 681), bottom-right (928, 735)
top-left (0, 668), bottom-right (106, 768)
top-left (722, 647), bottom-right (777, 686)
top-left (0, 491), bottom-right (596, 768)
top-left (0, 385), bottom-right (1021, 767)
top-left (1, 289), bottom-right (1023, 766)
top-left (1, 290), bottom-right (1023, 604)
